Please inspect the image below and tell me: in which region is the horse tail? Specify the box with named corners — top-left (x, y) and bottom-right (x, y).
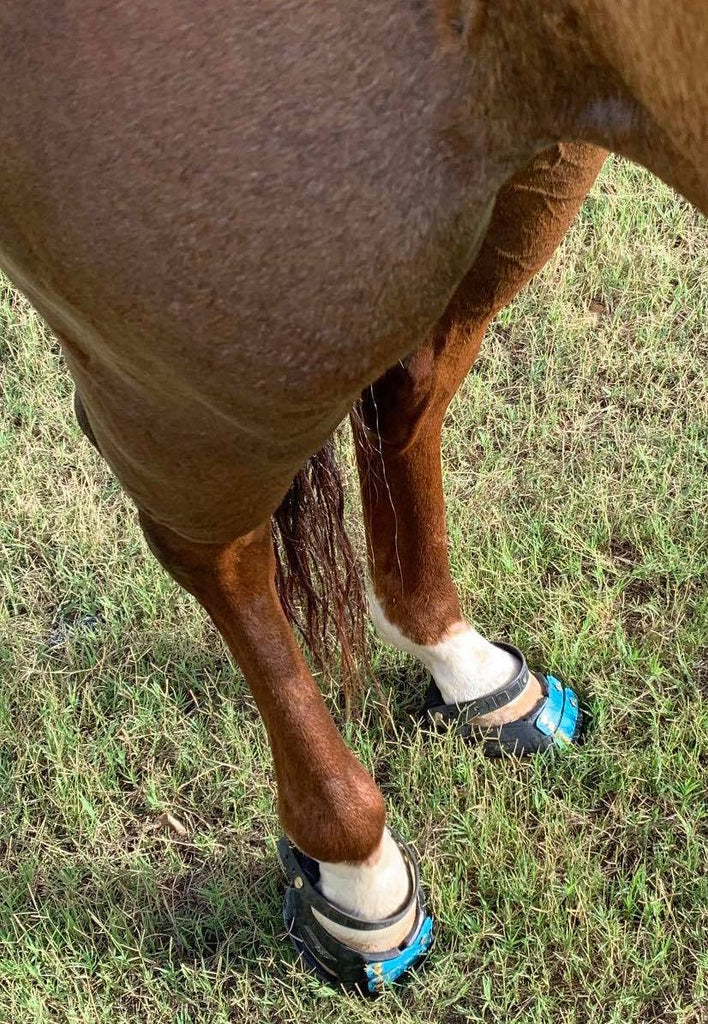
top-left (271, 435), bottom-right (367, 713)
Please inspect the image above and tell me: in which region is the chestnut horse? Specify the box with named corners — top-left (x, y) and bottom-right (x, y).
top-left (1, 0), bottom-right (706, 992)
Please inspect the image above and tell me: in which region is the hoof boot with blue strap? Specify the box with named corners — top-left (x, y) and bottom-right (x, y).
top-left (423, 641), bottom-right (583, 756)
top-left (277, 831), bottom-right (434, 996)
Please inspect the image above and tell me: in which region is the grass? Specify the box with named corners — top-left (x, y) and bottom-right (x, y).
top-left (1, 156), bottom-right (707, 1023)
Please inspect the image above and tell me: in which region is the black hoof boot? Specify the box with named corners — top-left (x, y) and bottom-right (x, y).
top-left (423, 641), bottom-right (584, 756)
top-left (277, 831), bottom-right (434, 996)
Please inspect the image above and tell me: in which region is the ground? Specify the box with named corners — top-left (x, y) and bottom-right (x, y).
top-left (1, 157), bottom-right (707, 1023)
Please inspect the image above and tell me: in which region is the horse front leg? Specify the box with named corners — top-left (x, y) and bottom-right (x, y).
top-left (138, 512), bottom-right (428, 976)
top-left (355, 143), bottom-right (606, 748)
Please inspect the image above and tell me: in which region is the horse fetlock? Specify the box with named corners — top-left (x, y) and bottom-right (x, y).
top-left (279, 756), bottom-right (386, 867)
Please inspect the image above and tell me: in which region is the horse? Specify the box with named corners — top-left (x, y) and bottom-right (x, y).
top-left (1, 0), bottom-right (705, 994)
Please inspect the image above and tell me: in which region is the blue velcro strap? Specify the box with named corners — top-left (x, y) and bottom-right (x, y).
top-left (535, 675), bottom-right (579, 746)
top-left (365, 915), bottom-right (434, 993)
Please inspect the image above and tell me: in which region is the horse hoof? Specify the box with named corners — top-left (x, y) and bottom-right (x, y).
top-left (277, 831), bottom-right (434, 995)
top-left (423, 641), bottom-right (584, 756)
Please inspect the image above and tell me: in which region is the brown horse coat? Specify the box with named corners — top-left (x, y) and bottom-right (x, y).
top-left (2, 1), bottom-right (705, 545)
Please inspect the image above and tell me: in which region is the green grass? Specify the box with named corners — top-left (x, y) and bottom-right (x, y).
top-left (1, 156), bottom-right (707, 1023)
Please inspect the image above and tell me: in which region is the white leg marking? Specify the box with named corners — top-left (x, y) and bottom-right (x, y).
top-left (369, 589), bottom-right (520, 705)
top-left (316, 828), bottom-right (416, 952)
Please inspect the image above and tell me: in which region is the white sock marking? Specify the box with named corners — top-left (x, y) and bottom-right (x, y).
top-left (368, 589), bottom-right (520, 705)
top-left (316, 828), bottom-right (416, 952)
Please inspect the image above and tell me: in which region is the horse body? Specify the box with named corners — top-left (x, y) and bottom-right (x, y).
top-left (2, 0), bottom-right (706, 979)
top-left (1, 0), bottom-right (502, 541)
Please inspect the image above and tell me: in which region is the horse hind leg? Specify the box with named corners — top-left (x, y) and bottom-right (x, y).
top-left (354, 143), bottom-right (606, 723)
top-left (138, 512), bottom-right (419, 957)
